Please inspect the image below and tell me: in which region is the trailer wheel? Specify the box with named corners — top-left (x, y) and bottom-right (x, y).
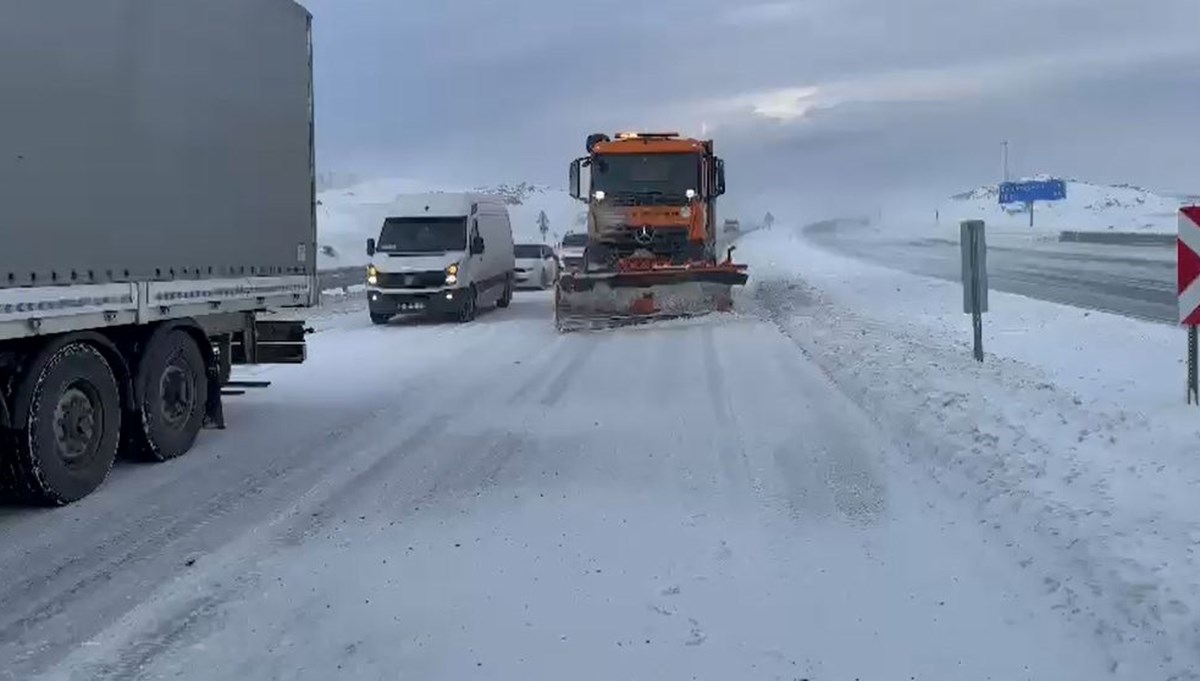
top-left (130, 330), bottom-right (208, 462)
top-left (1, 343), bottom-right (121, 505)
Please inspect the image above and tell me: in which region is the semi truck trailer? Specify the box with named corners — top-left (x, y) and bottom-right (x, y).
top-left (0, 0), bottom-right (317, 504)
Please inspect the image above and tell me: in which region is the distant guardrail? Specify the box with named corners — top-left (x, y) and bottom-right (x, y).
top-left (1058, 231), bottom-right (1175, 247)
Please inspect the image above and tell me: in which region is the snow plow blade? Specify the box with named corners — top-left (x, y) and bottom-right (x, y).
top-left (554, 264), bottom-right (748, 332)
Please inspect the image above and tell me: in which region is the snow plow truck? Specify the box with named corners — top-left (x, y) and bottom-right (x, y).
top-left (556, 132), bottom-right (749, 331)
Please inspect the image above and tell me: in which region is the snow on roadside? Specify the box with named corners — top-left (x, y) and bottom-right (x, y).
top-left (739, 224), bottom-right (1200, 679)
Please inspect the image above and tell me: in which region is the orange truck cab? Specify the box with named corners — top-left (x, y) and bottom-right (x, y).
top-left (568, 132), bottom-right (726, 270)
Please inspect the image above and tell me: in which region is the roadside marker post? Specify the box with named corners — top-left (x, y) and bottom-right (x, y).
top-left (1177, 206), bottom-right (1200, 403)
top-left (960, 220), bottom-right (988, 362)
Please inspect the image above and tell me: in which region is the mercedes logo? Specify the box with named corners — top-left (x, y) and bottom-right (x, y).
top-left (634, 226), bottom-right (653, 245)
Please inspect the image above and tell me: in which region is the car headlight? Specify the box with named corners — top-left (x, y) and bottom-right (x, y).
top-left (367, 264), bottom-right (377, 286)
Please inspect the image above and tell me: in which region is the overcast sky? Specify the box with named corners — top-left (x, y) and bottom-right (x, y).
top-left (306, 0), bottom-right (1199, 221)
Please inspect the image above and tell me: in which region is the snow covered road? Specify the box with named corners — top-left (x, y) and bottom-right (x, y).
top-left (2, 291), bottom-right (1122, 680)
top-left (807, 220), bottom-right (1176, 324)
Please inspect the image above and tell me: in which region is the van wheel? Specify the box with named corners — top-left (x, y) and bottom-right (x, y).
top-left (497, 277), bottom-right (513, 308)
top-left (129, 330), bottom-right (208, 463)
top-left (370, 313), bottom-right (392, 325)
top-left (458, 286), bottom-right (478, 323)
top-left (1, 343), bottom-right (121, 505)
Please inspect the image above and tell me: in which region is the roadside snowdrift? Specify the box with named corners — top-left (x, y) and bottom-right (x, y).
top-left (317, 179), bottom-right (581, 270)
top-left (940, 178), bottom-right (1188, 235)
top-left (739, 223), bottom-right (1200, 679)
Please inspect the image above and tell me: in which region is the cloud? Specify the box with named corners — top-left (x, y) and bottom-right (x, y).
top-left (304, 0), bottom-right (1200, 204)
top-left (719, 1), bottom-right (814, 26)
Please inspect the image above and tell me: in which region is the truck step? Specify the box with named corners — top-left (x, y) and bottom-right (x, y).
top-left (224, 380), bottom-right (272, 389)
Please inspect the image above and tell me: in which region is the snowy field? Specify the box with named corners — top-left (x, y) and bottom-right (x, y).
top-left (936, 178), bottom-right (1189, 237)
top-left (3, 225), bottom-right (1196, 680)
top-left (317, 179), bottom-right (583, 269)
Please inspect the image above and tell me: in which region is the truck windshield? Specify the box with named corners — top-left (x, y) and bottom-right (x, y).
top-left (561, 233), bottom-right (588, 248)
top-left (377, 217), bottom-right (466, 253)
top-left (591, 153), bottom-right (700, 205)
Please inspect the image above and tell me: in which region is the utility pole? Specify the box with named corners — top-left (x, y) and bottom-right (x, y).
top-left (1001, 140), bottom-right (1010, 182)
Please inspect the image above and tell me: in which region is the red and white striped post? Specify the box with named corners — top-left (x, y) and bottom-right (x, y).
top-left (1178, 206), bottom-right (1200, 403)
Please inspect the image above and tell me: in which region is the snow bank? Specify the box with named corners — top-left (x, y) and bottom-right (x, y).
top-left (739, 224), bottom-right (1200, 678)
top-left (939, 178), bottom-right (1186, 237)
top-left (317, 178), bottom-right (583, 270)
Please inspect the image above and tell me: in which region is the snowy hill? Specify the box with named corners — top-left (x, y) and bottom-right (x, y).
top-left (317, 179), bottom-right (583, 269)
top-left (470, 182), bottom-right (584, 247)
top-left (940, 177), bottom-right (1186, 234)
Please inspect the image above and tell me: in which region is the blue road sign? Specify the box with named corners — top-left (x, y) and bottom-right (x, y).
top-left (999, 179), bottom-right (1067, 205)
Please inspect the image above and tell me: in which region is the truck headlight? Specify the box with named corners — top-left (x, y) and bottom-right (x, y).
top-left (367, 264), bottom-right (378, 286)
top-left (592, 190), bottom-right (606, 201)
top-left (685, 188), bottom-right (696, 199)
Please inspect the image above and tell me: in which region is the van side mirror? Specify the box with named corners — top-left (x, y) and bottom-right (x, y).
top-left (470, 236), bottom-right (485, 255)
top-left (366, 237), bottom-right (376, 256)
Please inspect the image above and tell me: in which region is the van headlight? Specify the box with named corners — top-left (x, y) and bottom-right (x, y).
top-left (367, 264), bottom-right (378, 286)
top-left (445, 262), bottom-right (459, 285)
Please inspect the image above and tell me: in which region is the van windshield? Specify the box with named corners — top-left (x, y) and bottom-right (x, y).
top-left (377, 217), bottom-right (466, 253)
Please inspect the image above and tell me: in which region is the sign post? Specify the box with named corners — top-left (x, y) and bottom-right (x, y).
top-left (1177, 206), bottom-right (1200, 403)
top-left (999, 179), bottom-right (1067, 228)
top-left (960, 220), bottom-right (988, 362)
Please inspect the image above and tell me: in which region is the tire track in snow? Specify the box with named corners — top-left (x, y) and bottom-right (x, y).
top-left (701, 324), bottom-right (755, 499)
top-left (539, 334), bottom-right (598, 407)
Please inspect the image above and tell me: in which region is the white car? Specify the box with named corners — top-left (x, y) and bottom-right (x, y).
top-left (558, 232), bottom-right (588, 272)
top-left (513, 243), bottom-right (559, 289)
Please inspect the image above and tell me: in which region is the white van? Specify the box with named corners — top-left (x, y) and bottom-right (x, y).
top-left (366, 193), bottom-right (516, 324)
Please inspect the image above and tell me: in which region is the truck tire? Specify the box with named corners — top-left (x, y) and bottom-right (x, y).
top-left (129, 330), bottom-right (208, 463)
top-left (458, 285), bottom-right (478, 323)
top-left (0, 343), bottom-right (121, 505)
top-left (497, 276), bottom-right (513, 308)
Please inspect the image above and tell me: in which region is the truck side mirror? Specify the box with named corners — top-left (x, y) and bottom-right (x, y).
top-left (366, 237), bottom-right (376, 256)
top-left (569, 158), bottom-right (583, 200)
top-left (470, 236), bottom-right (486, 255)
top-left (714, 158), bottom-right (726, 197)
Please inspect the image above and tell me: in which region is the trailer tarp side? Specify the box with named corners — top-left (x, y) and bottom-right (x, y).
top-left (0, 0), bottom-right (316, 288)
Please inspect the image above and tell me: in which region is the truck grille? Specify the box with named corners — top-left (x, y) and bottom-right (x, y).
top-left (374, 271), bottom-right (446, 289)
top-left (600, 226), bottom-right (690, 258)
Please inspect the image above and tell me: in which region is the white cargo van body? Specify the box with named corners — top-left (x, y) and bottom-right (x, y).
top-left (366, 193), bottom-right (515, 323)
